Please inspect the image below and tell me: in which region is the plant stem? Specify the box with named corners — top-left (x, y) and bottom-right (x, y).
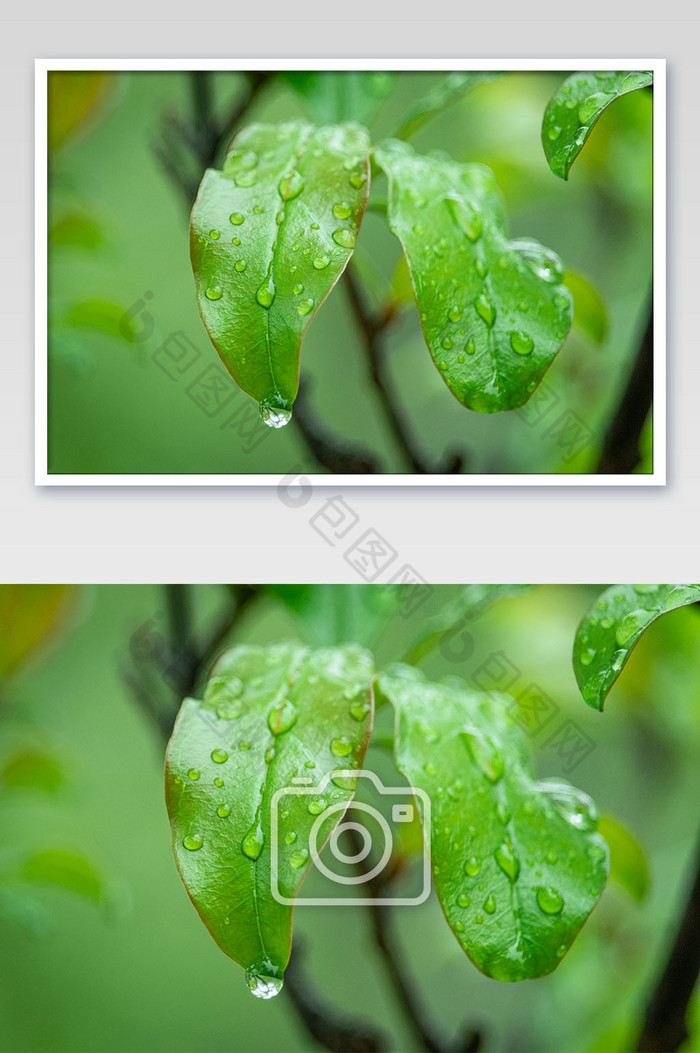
top-left (634, 827), bottom-right (700, 1052)
top-left (343, 267), bottom-right (464, 475)
top-left (294, 377), bottom-right (383, 473)
top-left (596, 299), bottom-right (653, 474)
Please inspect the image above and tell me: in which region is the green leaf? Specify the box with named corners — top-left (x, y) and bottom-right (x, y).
top-left (573, 585), bottom-right (700, 710)
top-left (48, 71), bottom-right (115, 155)
top-left (564, 269), bottom-right (608, 345)
top-left (49, 212), bottom-right (103, 251)
top-left (268, 585), bottom-right (398, 650)
top-left (394, 71), bottom-right (500, 141)
top-left (598, 814), bottom-right (650, 901)
top-left (0, 585), bottom-right (76, 682)
top-left (165, 642), bottom-right (374, 997)
top-left (282, 72), bottom-right (396, 125)
top-left (374, 140), bottom-right (572, 413)
top-left (405, 584), bottom-right (532, 663)
top-left (542, 70), bottom-right (653, 180)
top-left (190, 120), bottom-right (371, 425)
top-left (20, 849), bottom-right (104, 904)
top-left (64, 300), bottom-right (139, 344)
top-left (378, 666), bottom-right (608, 981)
top-left (0, 748), bottom-right (65, 793)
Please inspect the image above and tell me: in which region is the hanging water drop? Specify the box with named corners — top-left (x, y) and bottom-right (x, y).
top-left (241, 823), bottom-right (264, 861)
top-left (245, 972), bottom-right (283, 1000)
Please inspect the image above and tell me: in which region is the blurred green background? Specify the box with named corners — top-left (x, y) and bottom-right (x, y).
top-left (0, 584), bottom-right (697, 1052)
top-left (46, 70), bottom-right (653, 475)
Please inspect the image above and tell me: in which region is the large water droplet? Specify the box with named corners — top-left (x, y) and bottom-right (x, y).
top-left (308, 797), bottom-right (327, 815)
top-left (217, 803), bottom-right (231, 818)
top-left (278, 170), bottom-right (304, 201)
top-left (447, 198), bottom-right (483, 241)
top-left (211, 749), bottom-right (229, 764)
top-left (229, 212), bottom-right (245, 226)
top-left (205, 285), bottom-right (223, 301)
top-left (465, 855), bottom-right (482, 877)
top-left (256, 272), bottom-right (276, 309)
top-left (297, 298), bottom-right (314, 316)
top-left (234, 259), bottom-right (247, 272)
top-left (536, 885), bottom-right (564, 915)
top-left (484, 894), bottom-right (497, 914)
top-left (448, 305), bottom-right (464, 323)
top-left (614, 609), bottom-right (648, 646)
top-left (268, 700), bottom-right (297, 734)
top-left (350, 700), bottom-right (370, 722)
top-left (475, 292), bottom-right (495, 328)
top-left (290, 848), bottom-right (309, 868)
top-left (234, 171), bottom-right (256, 188)
top-left (332, 228), bottom-right (356, 249)
top-left (514, 240), bottom-right (564, 284)
top-left (246, 972), bottom-right (283, 999)
top-left (349, 169), bottom-right (367, 189)
top-left (241, 823), bottom-right (264, 860)
top-left (457, 892), bottom-right (471, 907)
top-left (578, 92), bottom-right (613, 125)
top-left (540, 780), bottom-right (598, 831)
top-left (494, 842), bottom-right (520, 883)
top-left (461, 730), bottom-right (505, 783)
top-left (330, 736), bottom-right (353, 757)
top-left (188, 768), bottom-right (201, 781)
top-left (313, 254), bottom-right (330, 270)
top-left (259, 393), bottom-right (292, 429)
top-left (509, 330), bottom-right (534, 356)
top-left (332, 201), bottom-right (353, 219)
top-left (547, 125), bottom-right (562, 141)
top-left (183, 834), bottom-right (203, 851)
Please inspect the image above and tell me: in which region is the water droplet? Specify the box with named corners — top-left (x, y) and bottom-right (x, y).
top-left (211, 749), bottom-right (229, 764)
top-left (217, 803), bottom-right (231, 818)
top-left (297, 298), bottom-right (314, 316)
top-left (332, 228), bottom-right (356, 249)
top-left (260, 399), bottom-right (292, 428)
top-left (234, 171), bottom-right (256, 188)
top-left (457, 892), bottom-right (471, 907)
top-left (484, 894), bottom-right (497, 914)
top-left (465, 338), bottom-right (476, 355)
top-left (547, 125), bottom-right (562, 141)
top-left (423, 762), bottom-right (437, 776)
top-left (246, 972), bottom-right (283, 999)
top-left (205, 285), bottom-right (223, 301)
top-left (188, 768), bottom-right (201, 781)
top-left (268, 700), bottom-right (297, 734)
top-left (183, 834), bottom-right (203, 851)
top-left (578, 92), bottom-right (612, 125)
top-left (412, 223), bottom-right (425, 236)
top-left (475, 292), bottom-right (495, 328)
top-left (331, 771), bottom-right (357, 790)
top-left (494, 842), bottom-right (520, 883)
top-left (333, 201), bottom-right (353, 219)
top-left (611, 648), bottom-right (625, 672)
top-left (509, 330), bottom-right (534, 356)
top-left (514, 240), bottom-right (564, 284)
top-left (497, 802), bottom-right (510, 825)
top-left (308, 798), bottom-right (327, 815)
top-left (615, 609), bottom-right (648, 647)
top-left (253, 204), bottom-right (264, 214)
top-left (304, 759), bottom-right (316, 769)
top-left (285, 831), bottom-right (297, 844)
top-left (350, 700), bottom-right (370, 722)
top-left (264, 745), bottom-right (275, 764)
top-left (229, 212), bottom-right (245, 226)
top-left (461, 730), bottom-right (505, 783)
top-left (310, 221), bottom-right (320, 230)
top-left (448, 198), bottom-right (483, 241)
top-left (540, 780), bottom-right (598, 831)
top-left (209, 229), bottom-right (220, 240)
top-left (313, 254), bottom-right (330, 270)
top-left (349, 169), bottom-right (367, 188)
top-left (448, 305), bottom-right (463, 323)
top-left (214, 777), bottom-right (224, 788)
top-left (536, 885), bottom-right (564, 915)
top-left (580, 647), bottom-right (596, 666)
top-left (465, 856), bottom-right (482, 877)
top-left (234, 259), bottom-right (247, 272)
top-left (442, 336), bottom-right (453, 350)
top-left (290, 848), bottom-right (309, 868)
top-left (330, 736), bottom-right (353, 757)
top-left (241, 823), bottom-right (264, 860)
top-left (293, 283), bottom-right (304, 295)
top-left (256, 272), bottom-right (276, 309)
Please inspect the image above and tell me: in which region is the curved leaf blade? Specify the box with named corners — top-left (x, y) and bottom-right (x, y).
top-left (405, 584), bottom-right (532, 663)
top-left (165, 642), bottom-right (374, 995)
top-left (542, 70), bottom-right (653, 180)
top-left (374, 141), bottom-right (572, 413)
top-left (282, 72), bottom-right (396, 125)
top-left (573, 584), bottom-right (700, 710)
top-left (598, 814), bottom-right (650, 901)
top-left (191, 120), bottom-right (371, 424)
top-left (268, 585), bottom-right (399, 650)
top-left (378, 666), bottom-right (608, 981)
top-left (394, 71), bottom-right (500, 141)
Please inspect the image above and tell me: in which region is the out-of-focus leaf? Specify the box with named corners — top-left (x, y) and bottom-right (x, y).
top-left (64, 300), bottom-right (138, 344)
top-left (0, 585), bottom-right (76, 681)
top-left (20, 849), bottom-right (103, 904)
top-left (190, 120), bottom-right (371, 425)
top-left (542, 70), bottom-right (653, 180)
top-left (281, 71), bottom-right (396, 125)
top-left (49, 212), bottom-right (103, 251)
top-left (395, 71), bottom-right (500, 140)
top-left (165, 642), bottom-right (374, 997)
top-left (378, 666), bottom-right (608, 981)
top-left (564, 269), bottom-right (608, 345)
top-left (0, 749), bottom-right (65, 793)
top-left (573, 585), bottom-right (700, 710)
top-left (598, 814), bottom-right (650, 901)
top-left (268, 585), bottom-right (399, 650)
top-left (47, 71), bottom-right (114, 155)
top-left (374, 140), bottom-right (572, 413)
top-left (405, 584), bottom-right (532, 663)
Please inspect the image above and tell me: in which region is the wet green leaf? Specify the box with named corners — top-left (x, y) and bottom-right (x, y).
top-left (268, 585), bottom-right (398, 650)
top-left (165, 642), bottom-right (374, 997)
top-left (190, 120), bottom-right (370, 425)
top-left (405, 584), bottom-right (532, 663)
top-left (564, 270), bottom-right (608, 345)
top-left (598, 814), bottom-right (650, 901)
top-left (378, 666), bottom-right (608, 981)
top-left (394, 71), bottom-right (500, 140)
top-left (573, 585), bottom-right (700, 710)
top-left (282, 72), bottom-right (396, 125)
top-left (542, 70), bottom-right (653, 180)
top-left (374, 140), bottom-right (572, 413)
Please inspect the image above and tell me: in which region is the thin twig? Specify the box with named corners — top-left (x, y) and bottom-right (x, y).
top-left (596, 299), bottom-right (653, 474)
top-left (294, 377), bottom-right (383, 473)
top-left (343, 267), bottom-right (465, 475)
top-left (635, 827), bottom-right (700, 1052)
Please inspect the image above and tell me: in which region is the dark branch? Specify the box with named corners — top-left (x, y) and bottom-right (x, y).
top-left (293, 377), bottom-right (382, 473)
top-left (596, 299), bottom-right (653, 474)
top-left (343, 267), bottom-right (466, 475)
top-left (635, 827), bottom-right (700, 1052)
top-left (284, 944), bottom-right (389, 1052)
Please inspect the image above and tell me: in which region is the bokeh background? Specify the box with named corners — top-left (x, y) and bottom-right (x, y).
top-left (0, 584), bottom-right (697, 1052)
top-left (46, 70), bottom-right (653, 475)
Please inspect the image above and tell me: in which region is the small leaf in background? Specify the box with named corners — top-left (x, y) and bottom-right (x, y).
top-left (573, 585), bottom-right (700, 710)
top-left (64, 300), bottom-right (140, 345)
top-left (374, 141), bottom-right (572, 413)
top-left (0, 748), bottom-right (65, 793)
top-left (405, 584), bottom-right (533, 663)
top-left (190, 120), bottom-right (371, 427)
top-left (49, 212), bottom-right (104, 251)
top-left (378, 666), bottom-right (608, 981)
top-left (564, 270), bottom-right (608, 345)
top-left (598, 815), bottom-right (650, 901)
top-left (281, 71), bottom-right (396, 126)
top-left (268, 585), bottom-right (399, 650)
top-left (165, 642), bottom-right (374, 998)
top-left (48, 71), bottom-right (115, 155)
top-left (20, 849), bottom-right (104, 905)
top-left (0, 585), bottom-right (77, 682)
top-left (394, 71), bottom-right (500, 141)
top-left (542, 71), bottom-right (653, 180)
